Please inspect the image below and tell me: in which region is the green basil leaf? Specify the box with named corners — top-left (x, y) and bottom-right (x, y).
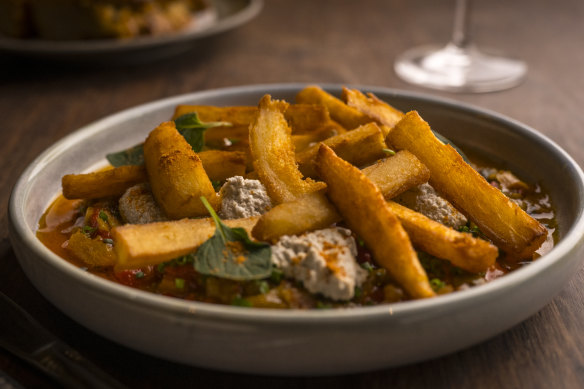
top-left (194, 197), bottom-right (272, 281)
top-left (106, 143), bottom-right (144, 167)
top-left (105, 113), bottom-right (230, 167)
top-left (178, 127), bottom-right (206, 153)
top-left (175, 112), bottom-right (230, 153)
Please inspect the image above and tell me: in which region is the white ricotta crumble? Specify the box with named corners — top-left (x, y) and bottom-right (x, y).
top-left (271, 227), bottom-right (368, 301)
top-left (395, 183), bottom-right (467, 229)
top-left (219, 176), bottom-right (272, 219)
top-left (118, 183), bottom-right (167, 224)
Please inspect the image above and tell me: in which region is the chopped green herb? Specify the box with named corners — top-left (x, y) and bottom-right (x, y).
top-left (373, 268), bottom-right (387, 279)
top-left (194, 197), bottom-right (272, 281)
top-left (257, 280), bottom-right (270, 294)
top-left (98, 211), bottom-right (109, 222)
top-left (360, 262), bottom-right (374, 271)
top-left (175, 256), bottom-right (190, 266)
top-left (174, 278), bottom-right (186, 290)
top-left (458, 224), bottom-right (482, 238)
top-left (135, 271), bottom-right (145, 279)
top-left (211, 180), bottom-right (223, 191)
top-left (419, 252), bottom-right (446, 278)
top-left (430, 278), bottom-right (445, 292)
top-left (357, 237), bottom-right (365, 247)
top-left (382, 148), bottom-right (396, 156)
top-left (354, 286), bottom-right (362, 299)
top-left (231, 297), bottom-right (252, 307)
top-left (316, 301), bottom-right (333, 309)
top-left (270, 268), bottom-right (284, 284)
top-left (103, 238), bottom-right (114, 245)
top-left (82, 225), bottom-right (95, 234)
top-left (157, 256), bottom-right (193, 274)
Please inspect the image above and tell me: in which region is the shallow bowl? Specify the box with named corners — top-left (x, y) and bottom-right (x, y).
top-left (8, 84), bottom-right (584, 375)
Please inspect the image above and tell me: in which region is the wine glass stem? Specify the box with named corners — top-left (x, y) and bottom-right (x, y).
top-left (451, 0), bottom-right (471, 48)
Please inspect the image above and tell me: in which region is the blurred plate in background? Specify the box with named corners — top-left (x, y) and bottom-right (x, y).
top-left (0, 0), bottom-right (263, 63)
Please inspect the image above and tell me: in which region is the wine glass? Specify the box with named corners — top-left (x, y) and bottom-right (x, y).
top-left (394, 0), bottom-right (526, 93)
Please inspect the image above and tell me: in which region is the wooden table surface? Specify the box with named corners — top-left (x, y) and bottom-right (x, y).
top-left (2, 0), bottom-right (584, 387)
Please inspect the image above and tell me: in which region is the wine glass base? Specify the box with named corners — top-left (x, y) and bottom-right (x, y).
top-left (394, 44), bottom-right (527, 93)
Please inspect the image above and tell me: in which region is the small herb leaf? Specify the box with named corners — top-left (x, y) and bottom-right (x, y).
top-left (105, 113), bottom-right (230, 167)
top-left (106, 144), bottom-right (145, 167)
top-left (430, 278), bottom-right (446, 292)
top-left (194, 197), bottom-right (272, 280)
top-left (175, 113), bottom-right (230, 153)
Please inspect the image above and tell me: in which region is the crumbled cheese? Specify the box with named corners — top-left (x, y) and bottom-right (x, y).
top-left (119, 183), bottom-right (167, 224)
top-left (219, 176), bottom-right (272, 219)
top-left (395, 183), bottom-right (467, 229)
top-left (271, 227), bottom-right (367, 301)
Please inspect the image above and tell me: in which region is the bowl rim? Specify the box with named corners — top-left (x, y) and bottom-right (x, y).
top-left (9, 82), bottom-right (584, 324)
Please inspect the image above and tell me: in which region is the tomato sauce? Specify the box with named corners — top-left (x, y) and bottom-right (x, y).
top-left (37, 161), bottom-right (557, 309)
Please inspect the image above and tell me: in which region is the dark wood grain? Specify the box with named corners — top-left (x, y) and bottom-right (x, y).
top-left (1, 0), bottom-right (584, 387)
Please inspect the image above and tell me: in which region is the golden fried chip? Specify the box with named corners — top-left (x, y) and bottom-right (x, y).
top-left (361, 150), bottom-right (430, 199)
top-left (342, 87), bottom-right (404, 134)
top-left (252, 151), bottom-right (430, 242)
top-left (315, 144), bottom-right (435, 299)
top-left (296, 85), bottom-right (371, 130)
top-left (198, 150), bottom-right (246, 182)
top-left (173, 104), bottom-right (331, 133)
top-left (144, 121), bottom-right (219, 219)
top-left (387, 111), bottom-right (547, 258)
top-left (249, 95), bottom-right (325, 204)
top-left (62, 165), bottom-right (147, 200)
top-left (251, 190), bottom-right (341, 242)
top-left (113, 217), bottom-right (258, 268)
top-left (387, 201), bottom-right (498, 273)
top-left (296, 122), bottom-right (387, 178)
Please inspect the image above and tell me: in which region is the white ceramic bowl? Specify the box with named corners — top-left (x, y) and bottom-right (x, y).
top-left (8, 84), bottom-right (584, 376)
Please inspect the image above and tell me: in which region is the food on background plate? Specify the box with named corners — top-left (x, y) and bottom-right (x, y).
top-left (0, 0), bottom-right (209, 40)
top-left (37, 85), bottom-right (556, 309)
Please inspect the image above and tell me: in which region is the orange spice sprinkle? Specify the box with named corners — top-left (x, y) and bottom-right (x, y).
top-left (320, 241), bottom-right (347, 277)
top-left (225, 240), bottom-right (246, 256)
